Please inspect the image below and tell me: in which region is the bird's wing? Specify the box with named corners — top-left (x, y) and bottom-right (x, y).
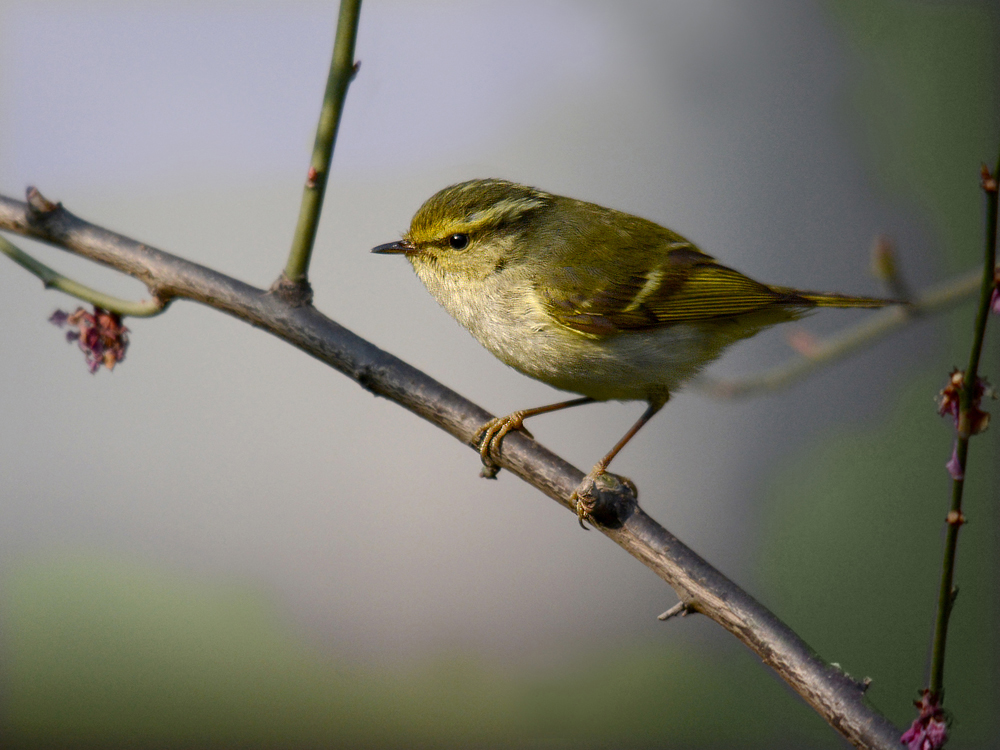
top-left (537, 243), bottom-right (807, 335)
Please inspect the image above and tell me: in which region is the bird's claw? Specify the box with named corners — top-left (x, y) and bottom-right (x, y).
top-left (474, 412), bottom-right (533, 475)
top-left (571, 469), bottom-right (637, 530)
top-left (571, 471), bottom-right (604, 529)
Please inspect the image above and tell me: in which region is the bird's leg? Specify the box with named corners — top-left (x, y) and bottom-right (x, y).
top-left (475, 397), bottom-right (595, 476)
top-left (573, 397), bottom-right (666, 527)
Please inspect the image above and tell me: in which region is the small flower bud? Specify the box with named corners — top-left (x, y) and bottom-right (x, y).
top-left (870, 235), bottom-right (897, 283)
top-left (981, 163), bottom-right (998, 193)
top-left (945, 441), bottom-right (964, 480)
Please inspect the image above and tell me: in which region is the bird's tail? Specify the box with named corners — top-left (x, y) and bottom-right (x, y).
top-left (773, 287), bottom-right (899, 309)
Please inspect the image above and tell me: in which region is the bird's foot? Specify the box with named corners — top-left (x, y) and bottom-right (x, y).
top-left (474, 412), bottom-right (534, 478)
top-left (570, 468), bottom-right (638, 530)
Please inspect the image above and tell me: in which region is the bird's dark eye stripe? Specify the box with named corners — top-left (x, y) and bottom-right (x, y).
top-left (448, 233), bottom-right (470, 250)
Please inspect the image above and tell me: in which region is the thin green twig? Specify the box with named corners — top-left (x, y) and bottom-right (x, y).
top-left (281, 0), bottom-right (362, 293)
top-left (1, 234), bottom-right (167, 317)
top-left (928, 156), bottom-right (999, 699)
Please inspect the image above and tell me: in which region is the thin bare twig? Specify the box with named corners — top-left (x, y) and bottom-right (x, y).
top-left (695, 268), bottom-right (988, 399)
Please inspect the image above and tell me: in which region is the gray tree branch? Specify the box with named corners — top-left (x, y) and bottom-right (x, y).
top-left (0, 189), bottom-right (901, 750)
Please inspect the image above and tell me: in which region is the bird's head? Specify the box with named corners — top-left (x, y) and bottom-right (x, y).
top-left (372, 179), bottom-right (553, 280)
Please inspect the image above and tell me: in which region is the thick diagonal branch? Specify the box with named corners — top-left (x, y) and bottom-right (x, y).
top-left (0, 191), bottom-right (901, 750)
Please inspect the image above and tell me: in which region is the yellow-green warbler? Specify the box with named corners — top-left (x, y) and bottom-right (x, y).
top-left (374, 179), bottom-right (894, 524)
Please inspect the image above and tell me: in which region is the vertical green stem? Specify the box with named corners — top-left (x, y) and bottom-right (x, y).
top-left (928, 156), bottom-right (999, 698)
top-left (282, 0), bottom-right (362, 287)
top-left (929, 444), bottom-right (967, 697)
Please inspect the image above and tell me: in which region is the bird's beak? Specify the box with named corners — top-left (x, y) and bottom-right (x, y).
top-left (371, 239), bottom-right (417, 255)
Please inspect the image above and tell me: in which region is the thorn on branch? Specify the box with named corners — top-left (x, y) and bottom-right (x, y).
top-left (830, 662), bottom-right (870, 695)
top-left (26, 186), bottom-right (60, 217)
top-left (657, 601), bottom-right (693, 621)
top-left (306, 166), bottom-right (320, 190)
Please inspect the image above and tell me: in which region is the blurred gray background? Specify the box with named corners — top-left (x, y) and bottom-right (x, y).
top-left (1, 0), bottom-right (997, 747)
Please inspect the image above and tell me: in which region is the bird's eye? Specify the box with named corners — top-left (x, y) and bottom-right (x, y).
top-left (448, 233), bottom-right (469, 250)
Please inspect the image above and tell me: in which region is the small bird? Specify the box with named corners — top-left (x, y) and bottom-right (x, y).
top-left (374, 179), bottom-right (893, 524)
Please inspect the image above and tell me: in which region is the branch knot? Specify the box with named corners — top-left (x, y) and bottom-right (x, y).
top-left (270, 273), bottom-right (314, 307)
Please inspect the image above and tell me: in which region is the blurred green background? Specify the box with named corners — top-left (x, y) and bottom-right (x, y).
top-left (1, 1), bottom-right (997, 747)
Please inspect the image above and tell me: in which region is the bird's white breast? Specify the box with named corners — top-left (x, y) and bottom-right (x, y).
top-left (409, 257), bottom-right (743, 402)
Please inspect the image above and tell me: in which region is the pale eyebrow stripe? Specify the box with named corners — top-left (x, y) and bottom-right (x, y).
top-left (473, 196), bottom-right (548, 225)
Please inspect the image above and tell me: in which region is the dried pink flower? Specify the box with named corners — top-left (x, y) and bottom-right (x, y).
top-left (901, 690), bottom-right (948, 750)
top-left (938, 370), bottom-right (991, 435)
top-left (50, 306), bottom-right (129, 373)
